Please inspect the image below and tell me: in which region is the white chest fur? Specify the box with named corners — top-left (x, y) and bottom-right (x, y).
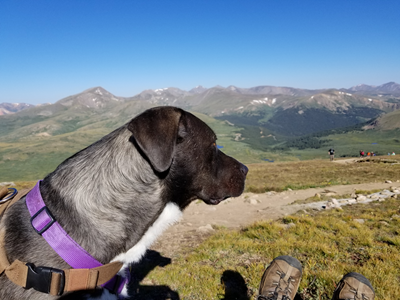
top-left (111, 202), bottom-right (182, 298)
top-left (112, 202), bottom-right (182, 267)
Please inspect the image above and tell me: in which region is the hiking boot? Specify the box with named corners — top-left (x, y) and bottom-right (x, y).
top-left (257, 255), bottom-right (302, 300)
top-left (332, 272), bottom-right (375, 300)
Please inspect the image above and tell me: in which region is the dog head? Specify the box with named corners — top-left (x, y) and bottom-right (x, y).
top-left (128, 106), bottom-right (248, 207)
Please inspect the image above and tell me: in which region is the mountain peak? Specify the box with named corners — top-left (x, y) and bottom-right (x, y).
top-left (189, 85), bottom-right (207, 94)
top-left (378, 82), bottom-right (400, 92)
top-left (349, 82), bottom-right (400, 95)
top-left (57, 87), bottom-right (121, 109)
top-left (0, 102), bottom-right (34, 115)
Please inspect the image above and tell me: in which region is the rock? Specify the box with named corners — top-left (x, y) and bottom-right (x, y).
top-left (381, 191), bottom-right (392, 196)
top-left (350, 192), bottom-right (357, 198)
top-left (380, 221), bottom-right (389, 226)
top-left (278, 223), bottom-right (296, 229)
top-left (197, 224), bottom-right (215, 233)
top-left (287, 188), bottom-right (293, 191)
top-left (338, 199), bottom-right (351, 204)
top-left (354, 219), bottom-right (365, 224)
top-left (369, 194), bottom-right (380, 200)
top-left (245, 198), bottom-right (260, 205)
top-left (378, 198), bottom-right (386, 202)
top-left (285, 223), bottom-right (296, 229)
top-left (385, 180), bottom-right (392, 183)
top-left (325, 200), bottom-right (340, 209)
top-left (265, 191), bottom-right (277, 196)
top-left (250, 199), bottom-right (259, 205)
top-left (325, 192), bottom-right (337, 197)
top-left (327, 199), bottom-right (340, 208)
top-left (391, 214), bottom-right (400, 219)
top-left (391, 194), bottom-right (398, 199)
top-left (315, 193), bottom-right (321, 199)
top-left (348, 199), bottom-right (357, 204)
top-left (324, 202), bottom-right (333, 209)
top-left (356, 195), bottom-right (367, 202)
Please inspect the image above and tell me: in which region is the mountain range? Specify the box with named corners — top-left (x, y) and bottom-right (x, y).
top-left (0, 102), bottom-right (34, 116)
top-left (1, 82), bottom-right (399, 138)
top-left (1, 82), bottom-right (400, 181)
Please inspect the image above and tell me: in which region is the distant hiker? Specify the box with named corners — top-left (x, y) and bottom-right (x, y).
top-left (360, 150), bottom-right (364, 158)
top-left (328, 148), bottom-right (335, 161)
top-left (367, 152), bottom-right (371, 157)
top-left (393, 152), bottom-right (396, 155)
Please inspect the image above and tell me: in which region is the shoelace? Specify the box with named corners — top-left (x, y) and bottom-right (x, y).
top-left (257, 295), bottom-right (291, 300)
top-left (257, 270), bottom-right (295, 300)
top-left (345, 286), bottom-right (371, 300)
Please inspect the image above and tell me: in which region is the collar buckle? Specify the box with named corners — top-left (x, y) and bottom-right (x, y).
top-left (30, 206), bottom-right (56, 235)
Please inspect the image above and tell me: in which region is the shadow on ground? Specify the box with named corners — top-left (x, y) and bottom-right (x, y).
top-left (127, 250), bottom-right (180, 300)
top-left (126, 251), bottom-right (305, 300)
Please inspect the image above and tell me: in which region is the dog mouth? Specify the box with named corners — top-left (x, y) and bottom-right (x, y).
top-left (207, 196), bottom-right (230, 205)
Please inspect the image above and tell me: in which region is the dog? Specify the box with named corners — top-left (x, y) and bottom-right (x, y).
top-left (0, 106), bottom-right (248, 299)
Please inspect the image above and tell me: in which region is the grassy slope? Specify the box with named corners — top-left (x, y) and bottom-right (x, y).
top-left (145, 200), bottom-right (400, 300)
top-left (280, 129), bottom-right (400, 161)
top-left (1, 108), bottom-right (399, 182)
top-left (0, 128), bottom-right (111, 181)
top-left (245, 158), bottom-right (400, 193)
top-left (0, 112), bottom-right (266, 182)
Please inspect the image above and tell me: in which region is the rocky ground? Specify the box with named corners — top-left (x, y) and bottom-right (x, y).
top-left (152, 181), bottom-right (400, 258)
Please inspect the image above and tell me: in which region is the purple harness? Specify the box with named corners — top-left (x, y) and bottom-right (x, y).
top-left (26, 181), bottom-right (127, 295)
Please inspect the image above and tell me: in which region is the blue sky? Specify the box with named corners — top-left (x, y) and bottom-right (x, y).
top-left (1, 0), bottom-right (399, 104)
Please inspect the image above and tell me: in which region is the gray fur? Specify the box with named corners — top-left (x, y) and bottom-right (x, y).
top-left (0, 107), bottom-right (247, 299)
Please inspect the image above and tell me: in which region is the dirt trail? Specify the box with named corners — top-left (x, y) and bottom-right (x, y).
top-left (152, 181), bottom-right (400, 257)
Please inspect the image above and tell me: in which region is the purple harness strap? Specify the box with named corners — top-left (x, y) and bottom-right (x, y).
top-left (26, 181), bottom-right (127, 294)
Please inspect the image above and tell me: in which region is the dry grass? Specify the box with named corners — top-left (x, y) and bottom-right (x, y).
top-left (245, 159), bottom-right (400, 193)
top-left (144, 199), bottom-right (400, 300)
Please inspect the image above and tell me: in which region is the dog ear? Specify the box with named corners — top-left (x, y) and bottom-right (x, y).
top-left (128, 107), bottom-right (183, 172)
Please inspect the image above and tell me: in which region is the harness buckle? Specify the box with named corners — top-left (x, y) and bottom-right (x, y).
top-left (25, 263), bottom-right (65, 295)
top-left (30, 206), bottom-right (56, 235)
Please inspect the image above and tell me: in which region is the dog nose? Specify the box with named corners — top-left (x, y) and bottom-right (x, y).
top-left (240, 164), bottom-right (248, 176)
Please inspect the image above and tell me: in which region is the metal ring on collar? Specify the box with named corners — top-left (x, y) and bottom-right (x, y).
top-left (0, 188), bottom-right (18, 204)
